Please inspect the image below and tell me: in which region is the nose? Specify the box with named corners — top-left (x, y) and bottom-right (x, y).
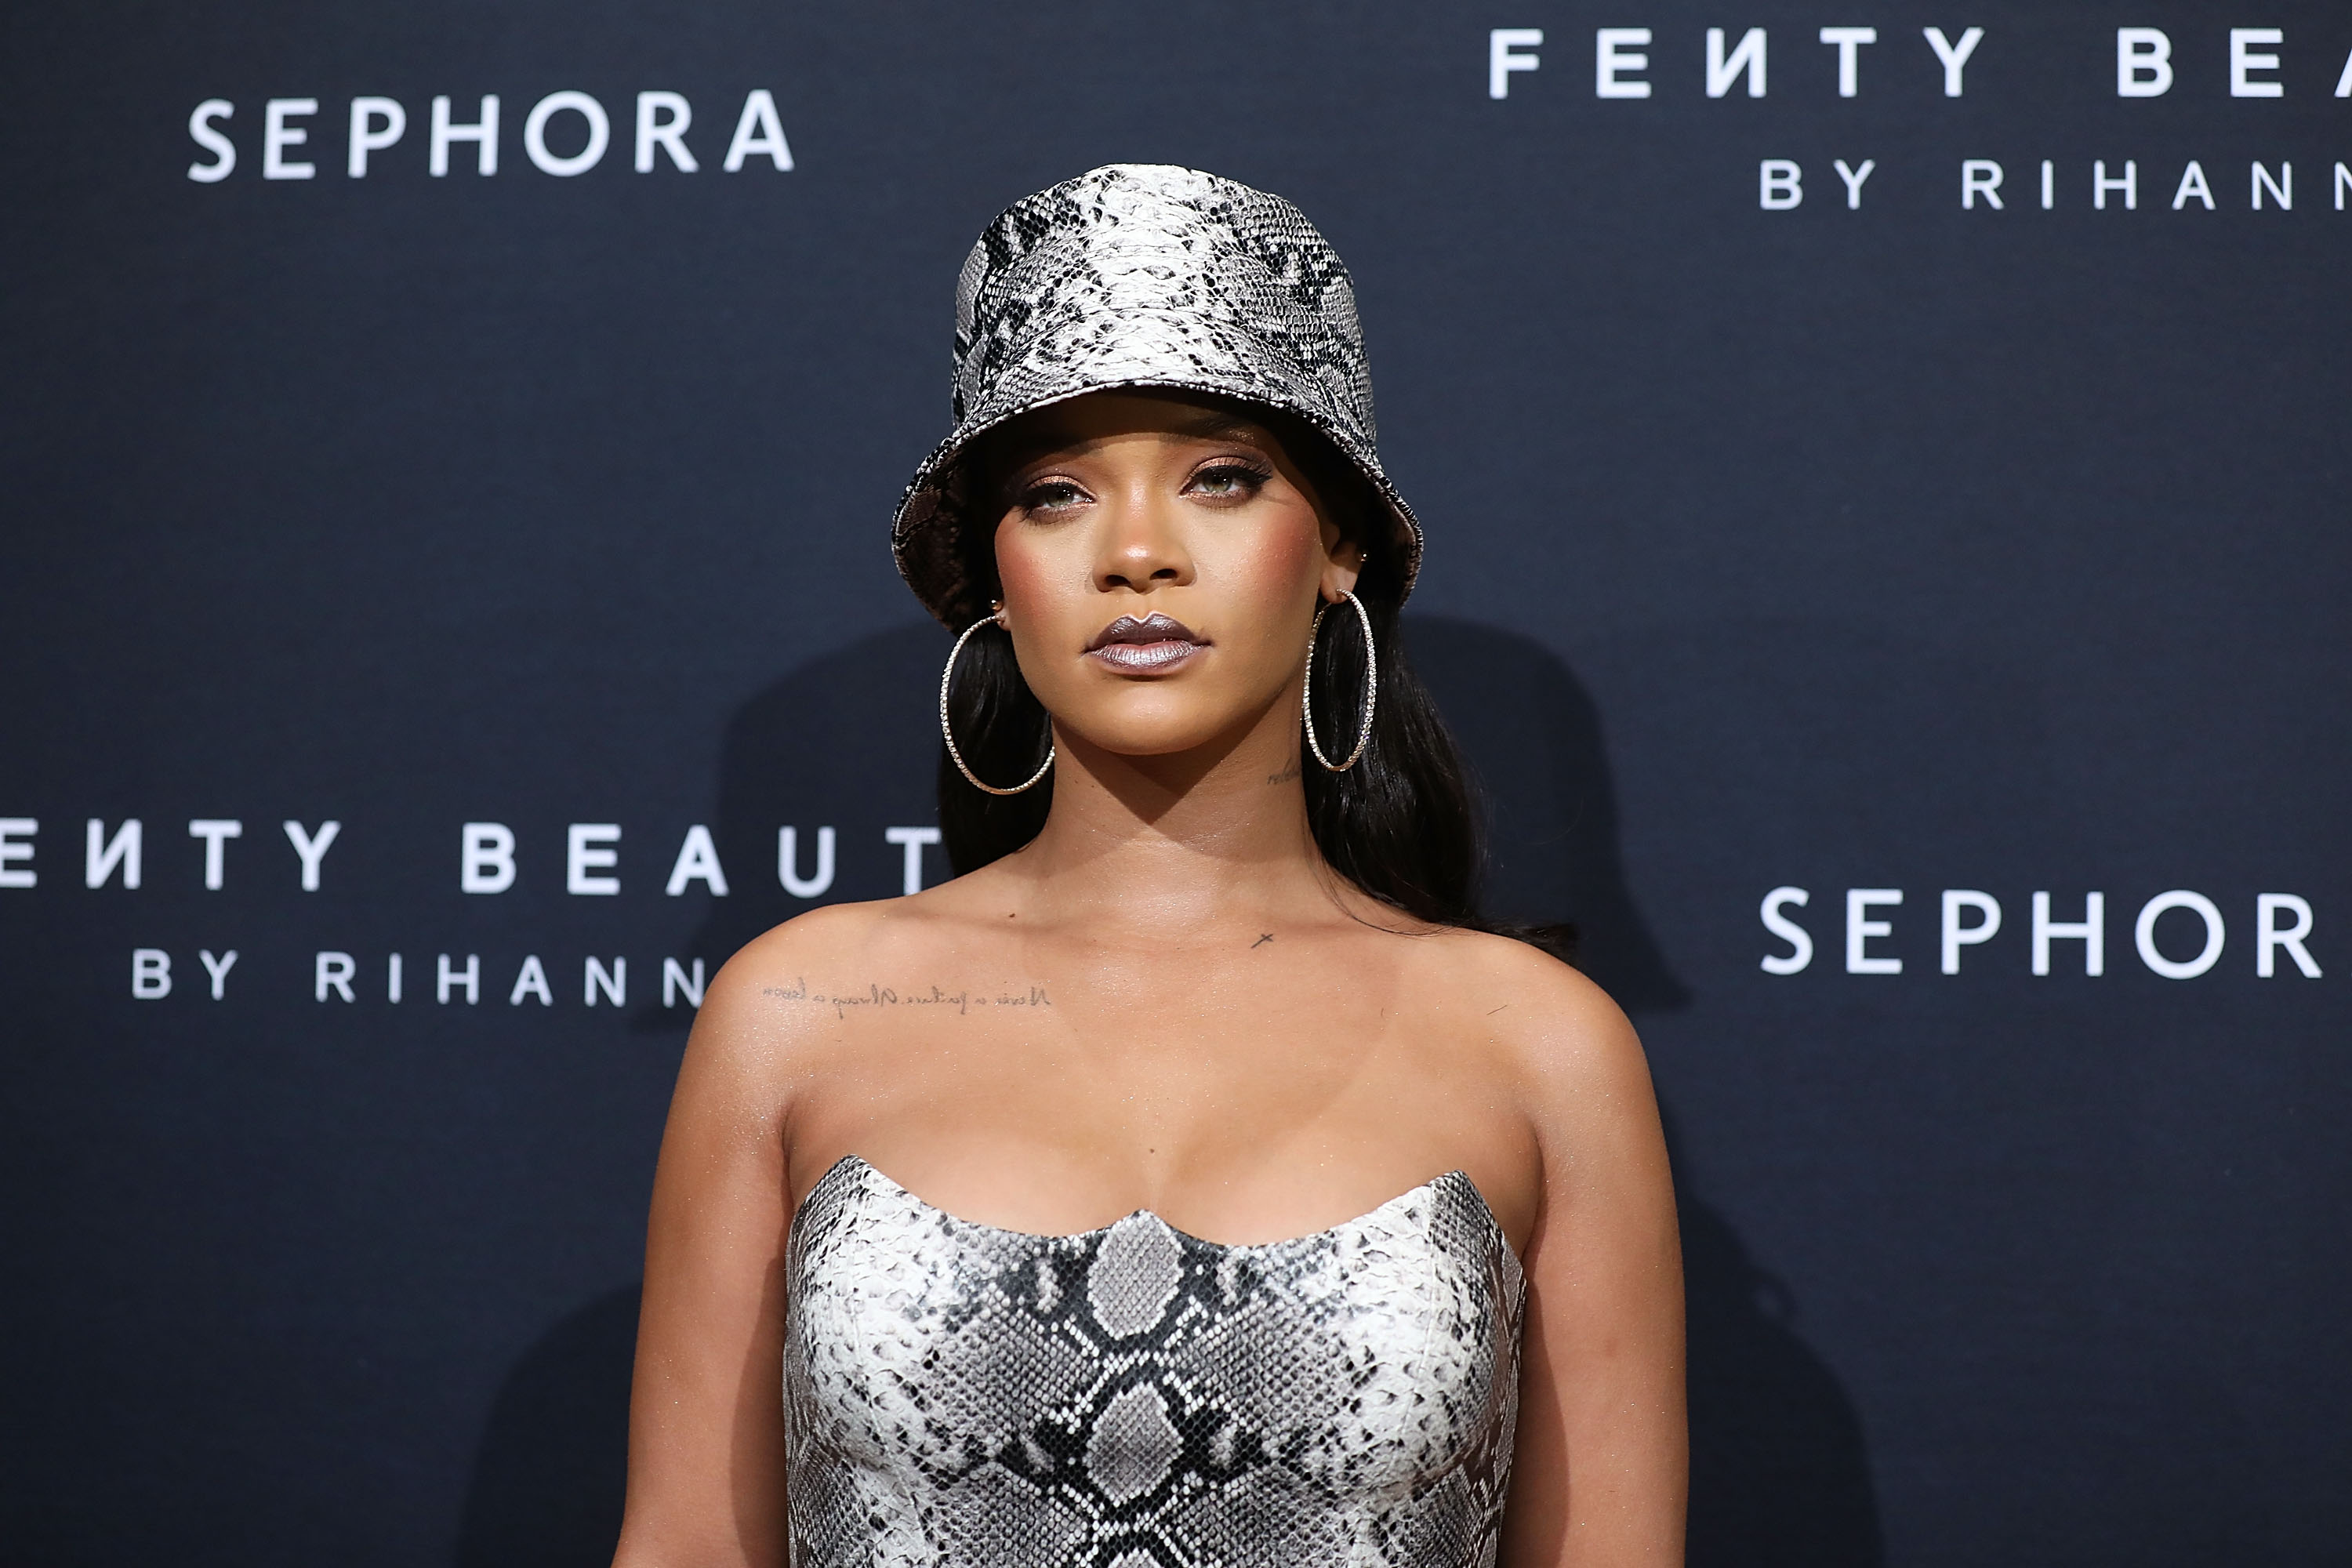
top-left (1093, 486), bottom-right (1195, 598)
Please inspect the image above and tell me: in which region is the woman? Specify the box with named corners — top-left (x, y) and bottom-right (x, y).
top-left (614, 165), bottom-right (1685, 1568)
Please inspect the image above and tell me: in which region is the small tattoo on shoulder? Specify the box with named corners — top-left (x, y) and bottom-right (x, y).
top-left (760, 977), bottom-right (1049, 1020)
top-left (1251, 933), bottom-right (1274, 949)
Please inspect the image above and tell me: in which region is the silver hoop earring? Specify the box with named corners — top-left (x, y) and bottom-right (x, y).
top-left (940, 613), bottom-right (1055, 796)
top-left (1301, 589), bottom-right (1377, 772)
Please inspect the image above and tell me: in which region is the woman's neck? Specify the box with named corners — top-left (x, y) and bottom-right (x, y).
top-left (1007, 705), bottom-right (1334, 933)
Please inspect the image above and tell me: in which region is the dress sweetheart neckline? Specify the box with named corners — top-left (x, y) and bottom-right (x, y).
top-left (804, 1152), bottom-right (1503, 1254)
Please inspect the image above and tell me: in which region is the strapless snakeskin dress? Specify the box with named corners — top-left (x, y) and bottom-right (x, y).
top-left (782, 1155), bottom-right (1525, 1568)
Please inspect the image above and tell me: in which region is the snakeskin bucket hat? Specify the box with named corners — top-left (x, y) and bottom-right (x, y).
top-left (891, 163), bottom-right (1423, 626)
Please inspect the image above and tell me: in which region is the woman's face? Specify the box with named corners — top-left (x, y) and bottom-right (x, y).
top-left (987, 390), bottom-right (1362, 760)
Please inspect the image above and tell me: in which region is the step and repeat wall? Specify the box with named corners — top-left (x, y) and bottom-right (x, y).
top-left (3, 2), bottom-right (2345, 1563)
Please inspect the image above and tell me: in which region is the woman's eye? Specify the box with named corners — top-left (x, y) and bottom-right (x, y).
top-left (1189, 463), bottom-right (1266, 498)
top-left (1020, 481), bottom-right (1087, 512)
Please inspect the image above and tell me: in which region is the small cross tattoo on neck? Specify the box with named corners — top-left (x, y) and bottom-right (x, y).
top-left (1251, 933), bottom-right (1274, 949)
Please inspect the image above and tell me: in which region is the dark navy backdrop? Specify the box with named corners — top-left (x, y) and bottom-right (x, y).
top-left (3, 2), bottom-right (2345, 1563)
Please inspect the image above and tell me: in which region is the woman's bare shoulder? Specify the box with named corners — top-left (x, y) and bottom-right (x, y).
top-left (689, 877), bottom-right (1023, 1056)
top-left (1398, 929), bottom-right (1669, 1232)
top-left (673, 897), bottom-right (944, 1084)
top-left (1402, 927), bottom-right (1652, 1105)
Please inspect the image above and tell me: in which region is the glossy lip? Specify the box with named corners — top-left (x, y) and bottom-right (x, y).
top-left (1085, 612), bottom-right (1207, 674)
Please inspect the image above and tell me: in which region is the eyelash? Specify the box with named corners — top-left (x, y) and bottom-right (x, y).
top-left (1189, 459), bottom-right (1272, 495)
top-left (1018, 480), bottom-right (1088, 511)
top-left (1012, 459), bottom-right (1272, 514)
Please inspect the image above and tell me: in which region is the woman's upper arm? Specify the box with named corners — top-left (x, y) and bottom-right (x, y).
top-left (611, 943), bottom-right (807, 1568)
top-left (1497, 960), bottom-right (1688, 1568)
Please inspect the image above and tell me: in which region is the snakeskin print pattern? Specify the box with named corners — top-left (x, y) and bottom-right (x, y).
top-left (891, 164), bottom-right (1423, 626)
top-left (784, 1156), bottom-right (1524, 1568)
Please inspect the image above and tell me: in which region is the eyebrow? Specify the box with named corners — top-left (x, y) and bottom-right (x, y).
top-left (995, 412), bottom-right (1273, 472)
top-left (1160, 418), bottom-right (1266, 445)
top-left (1152, 406), bottom-right (1267, 441)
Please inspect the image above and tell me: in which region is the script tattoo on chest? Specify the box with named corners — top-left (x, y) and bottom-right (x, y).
top-left (761, 978), bottom-right (1052, 1021)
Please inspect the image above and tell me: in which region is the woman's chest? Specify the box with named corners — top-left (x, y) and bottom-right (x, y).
top-left (770, 931), bottom-right (1541, 1248)
top-left (783, 1014), bottom-right (1537, 1250)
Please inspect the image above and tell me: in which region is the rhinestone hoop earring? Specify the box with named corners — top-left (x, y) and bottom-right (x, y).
top-left (940, 612), bottom-right (1055, 796)
top-left (1301, 589), bottom-right (1377, 772)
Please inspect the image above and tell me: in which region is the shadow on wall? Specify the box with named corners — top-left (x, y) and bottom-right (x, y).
top-left (474, 616), bottom-right (1879, 1566)
top-left (452, 1286), bottom-right (638, 1568)
top-left (1405, 615), bottom-right (1686, 1011)
top-left (1675, 1126), bottom-right (1886, 1567)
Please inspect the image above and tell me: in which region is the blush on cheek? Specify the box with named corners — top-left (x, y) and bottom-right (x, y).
top-left (1220, 508), bottom-right (1327, 633)
top-left (990, 521), bottom-right (1102, 708)
top-left (991, 521), bottom-right (1062, 623)
top-left (1255, 514), bottom-right (1321, 575)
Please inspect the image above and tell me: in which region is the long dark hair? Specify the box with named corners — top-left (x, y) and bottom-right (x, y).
top-left (935, 403), bottom-right (1575, 963)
